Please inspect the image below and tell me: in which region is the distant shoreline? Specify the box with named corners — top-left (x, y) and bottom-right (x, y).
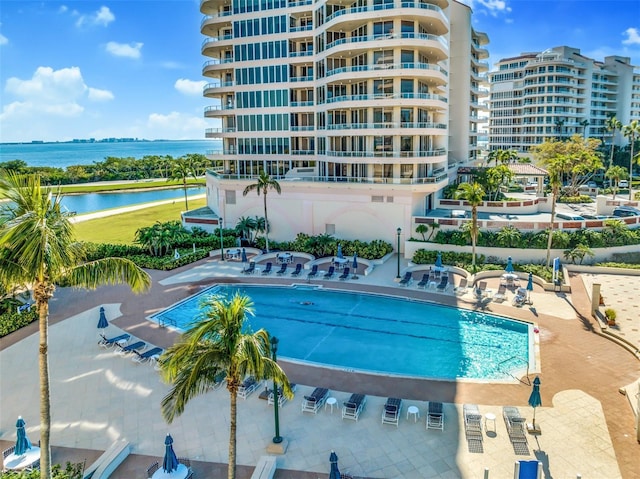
top-left (0, 139), bottom-right (204, 146)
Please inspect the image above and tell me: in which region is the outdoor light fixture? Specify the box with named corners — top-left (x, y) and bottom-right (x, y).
top-left (396, 227), bottom-right (402, 279)
top-left (219, 217), bottom-right (224, 261)
top-left (271, 336), bottom-right (282, 444)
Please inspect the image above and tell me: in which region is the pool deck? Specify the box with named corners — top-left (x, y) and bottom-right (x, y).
top-left (1, 255), bottom-right (639, 478)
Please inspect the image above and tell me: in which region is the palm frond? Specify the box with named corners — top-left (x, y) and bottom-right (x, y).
top-left (64, 257), bottom-right (151, 293)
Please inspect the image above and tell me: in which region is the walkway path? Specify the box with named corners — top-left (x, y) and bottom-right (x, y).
top-left (1, 256), bottom-right (639, 478)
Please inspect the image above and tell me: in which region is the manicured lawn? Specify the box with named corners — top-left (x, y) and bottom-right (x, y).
top-left (73, 198), bottom-right (207, 244)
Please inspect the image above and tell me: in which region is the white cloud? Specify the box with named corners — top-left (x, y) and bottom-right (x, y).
top-left (146, 112), bottom-right (208, 138)
top-left (105, 41), bottom-right (143, 59)
top-left (174, 79), bottom-right (207, 96)
top-left (622, 27), bottom-right (640, 45)
top-left (463, 0), bottom-right (511, 16)
top-left (58, 5), bottom-right (68, 14)
top-left (1, 66), bottom-right (112, 131)
top-left (75, 6), bottom-right (115, 28)
top-left (88, 88), bottom-right (114, 101)
top-left (0, 33), bottom-right (7, 46)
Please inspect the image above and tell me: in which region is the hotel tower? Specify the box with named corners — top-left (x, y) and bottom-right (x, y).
top-left (197, 0), bottom-right (489, 243)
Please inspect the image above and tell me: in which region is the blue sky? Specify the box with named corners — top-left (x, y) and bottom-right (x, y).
top-left (0, 0), bottom-right (638, 143)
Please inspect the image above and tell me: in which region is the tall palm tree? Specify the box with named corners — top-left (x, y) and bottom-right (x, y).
top-left (606, 116), bottom-right (622, 167)
top-left (554, 118), bottom-right (565, 139)
top-left (0, 171), bottom-right (151, 479)
top-left (168, 156), bottom-right (198, 210)
top-left (541, 155), bottom-right (569, 267)
top-left (622, 120), bottom-right (640, 200)
top-left (579, 119), bottom-right (589, 138)
top-left (242, 171), bottom-right (281, 252)
top-left (159, 293), bottom-right (292, 479)
top-left (454, 182), bottom-right (485, 271)
top-left (487, 149), bottom-right (518, 167)
top-left (605, 165), bottom-right (627, 200)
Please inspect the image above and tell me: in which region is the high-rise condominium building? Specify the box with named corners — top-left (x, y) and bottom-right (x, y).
top-left (488, 46), bottom-right (640, 153)
top-left (198, 0), bottom-right (488, 243)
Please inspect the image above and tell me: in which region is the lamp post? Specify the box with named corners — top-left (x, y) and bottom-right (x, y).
top-left (271, 336), bottom-right (282, 444)
top-left (396, 227), bottom-right (402, 279)
top-left (219, 217), bottom-right (224, 261)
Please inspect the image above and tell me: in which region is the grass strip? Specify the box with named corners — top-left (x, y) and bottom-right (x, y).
top-left (73, 198), bottom-right (207, 244)
top-left (57, 178), bottom-right (204, 194)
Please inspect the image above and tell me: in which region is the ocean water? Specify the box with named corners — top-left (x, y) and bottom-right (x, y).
top-left (0, 140), bottom-right (221, 169)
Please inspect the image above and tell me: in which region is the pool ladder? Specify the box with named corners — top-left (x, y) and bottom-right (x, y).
top-left (498, 356), bottom-right (530, 385)
top-left (159, 317), bottom-right (177, 328)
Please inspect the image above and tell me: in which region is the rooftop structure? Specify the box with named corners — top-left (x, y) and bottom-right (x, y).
top-left (488, 46), bottom-right (640, 153)
top-left (199, 0), bottom-right (488, 243)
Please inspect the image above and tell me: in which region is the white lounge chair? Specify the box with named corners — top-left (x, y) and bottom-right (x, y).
top-left (381, 397), bottom-right (402, 427)
top-left (238, 376), bottom-right (261, 399)
top-left (342, 393), bottom-right (366, 421)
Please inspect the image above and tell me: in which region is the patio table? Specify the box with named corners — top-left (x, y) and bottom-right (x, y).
top-left (3, 447), bottom-right (41, 471)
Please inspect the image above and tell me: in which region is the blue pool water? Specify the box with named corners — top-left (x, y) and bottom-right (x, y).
top-left (151, 285), bottom-right (532, 381)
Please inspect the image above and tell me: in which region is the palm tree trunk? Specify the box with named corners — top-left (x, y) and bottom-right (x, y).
top-left (263, 191), bottom-right (270, 253)
top-left (228, 391), bottom-right (237, 479)
top-left (36, 288), bottom-right (53, 479)
top-left (609, 131), bottom-right (615, 167)
top-left (183, 179), bottom-right (189, 210)
top-left (546, 190), bottom-right (557, 268)
top-left (629, 139), bottom-right (635, 202)
top-left (471, 207), bottom-right (477, 271)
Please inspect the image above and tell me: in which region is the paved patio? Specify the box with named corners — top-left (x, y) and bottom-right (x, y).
top-left (1, 255), bottom-right (639, 478)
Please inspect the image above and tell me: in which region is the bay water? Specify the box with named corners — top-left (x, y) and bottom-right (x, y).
top-left (0, 139), bottom-right (221, 169)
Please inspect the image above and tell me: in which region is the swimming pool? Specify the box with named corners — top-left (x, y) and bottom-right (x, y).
top-left (150, 285), bottom-right (533, 381)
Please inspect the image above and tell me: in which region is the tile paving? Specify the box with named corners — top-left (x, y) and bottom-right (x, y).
top-left (1, 255), bottom-right (639, 478)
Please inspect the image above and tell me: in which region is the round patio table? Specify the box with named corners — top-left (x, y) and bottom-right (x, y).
top-left (151, 463), bottom-right (189, 479)
top-left (4, 447), bottom-right (41, 471)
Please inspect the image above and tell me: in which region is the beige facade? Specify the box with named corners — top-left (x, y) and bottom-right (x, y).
top-left (199, 0), bottom-right (488, 242)
top-left (488, 46), bottom-right (640, 152)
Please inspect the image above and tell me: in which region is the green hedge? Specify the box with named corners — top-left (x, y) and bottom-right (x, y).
top-left (0, 309), bottom-right (38, 338)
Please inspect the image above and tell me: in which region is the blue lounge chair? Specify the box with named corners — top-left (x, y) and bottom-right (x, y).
top-left (339, 267), bottom-right (350, 280)
top-left (301, 387), bottom-right (329, 414)
top-left (514, 460), bottom-right (542, 479)
top-left (427, 401), bottom-right (444, 430)
top-left (132, 347), bottom-right (163, 363)
top-left (436, 276), bottom-right (449, 292)
top-left (290, 263), bottom-right (302, 277)
top-left (417, 273), bottom-right (430, 288)
top-left (98, 333), bottom-right (130, 349)
top-left (261, 262), bottom-right (273, 275)
top-left (116, 340), bottom-right (146, 357)
top-left (307, 264), bottom-right (318, 279)
top-left (323, 266), bottom-right (335, 279)
top-left (242, 261), bottom-right (255, 274)
top-left (342, 393), bottom-right (366, 421)
top-left (276, 263), bottom-right (288, 276)
top-left (381, 397), bottom-right (402, 427)
top-left (399, 272), bottom-right (413, 286)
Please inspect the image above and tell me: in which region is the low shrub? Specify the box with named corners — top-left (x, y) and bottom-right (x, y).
top-left (0, 309), bottom-right (38, 338)
top-left (557, 195), bottom-right (593, 203)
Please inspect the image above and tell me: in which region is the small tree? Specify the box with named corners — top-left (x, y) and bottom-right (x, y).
top-left (242, 172), bottom-right (281, 252)
top-left (604, 165), bottom-right (628, 199)
top-left (454, 182), bottom-right (485, 271)
top-left (415, 224), bottom-right (428, 241)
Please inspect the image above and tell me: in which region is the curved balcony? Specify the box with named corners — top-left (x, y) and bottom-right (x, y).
top-left (203, 81), bottom-right (236, 96)
top-left (325, 149), bottom-right (447, 162)
top-left (201, 35), bottom-right (234, 56)
top-left (200, 0), bottom-right (220, 15)
top-left (201, 58), bottom-right (234, 75)
top-left (323, 32), bottom-right (447, 62)
top-left (200, 13), bottom-right (232, 34)
top-left (324, 1), bottom-right (448, 36)
top-left (204, 104), bottom-right (235, 117)
top-left (321, 92), bottom-right (448, 110)
top-left (323, 63), bottom-right (447, 86)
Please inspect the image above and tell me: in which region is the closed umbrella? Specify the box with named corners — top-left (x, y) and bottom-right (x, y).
top-left (241, 248), bottom-right (248, 271)
top-left (15, 416), bottom-right (32, 456)
top-left (162, 434), bottom-right (179, 473)
top-left (435, 252), bottom-right (443, 269)
top-left (352, 254), bottom-right (358, 279)
top-left (505, 256), bottom-right (514, 273)
top-left (528, 376), bottom-right (542, 428)
top-left (97, 306), bottom-right (109, 330)
top-left (526, 272), bottom-right (534, 302)
top-left (337, 244), bottom-right (343, 259)
top-left (329, 450), bottom-right (341, 479)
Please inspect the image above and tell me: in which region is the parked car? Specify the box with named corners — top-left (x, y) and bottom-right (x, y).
top-left (619, 180), bottom-right (629, 188)
top-left (612, 206), bottom-right (640, 218)
top-left (582, 214), bottom-right (611, 220)
top-left (556, 212), bottom-right (585, 221)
